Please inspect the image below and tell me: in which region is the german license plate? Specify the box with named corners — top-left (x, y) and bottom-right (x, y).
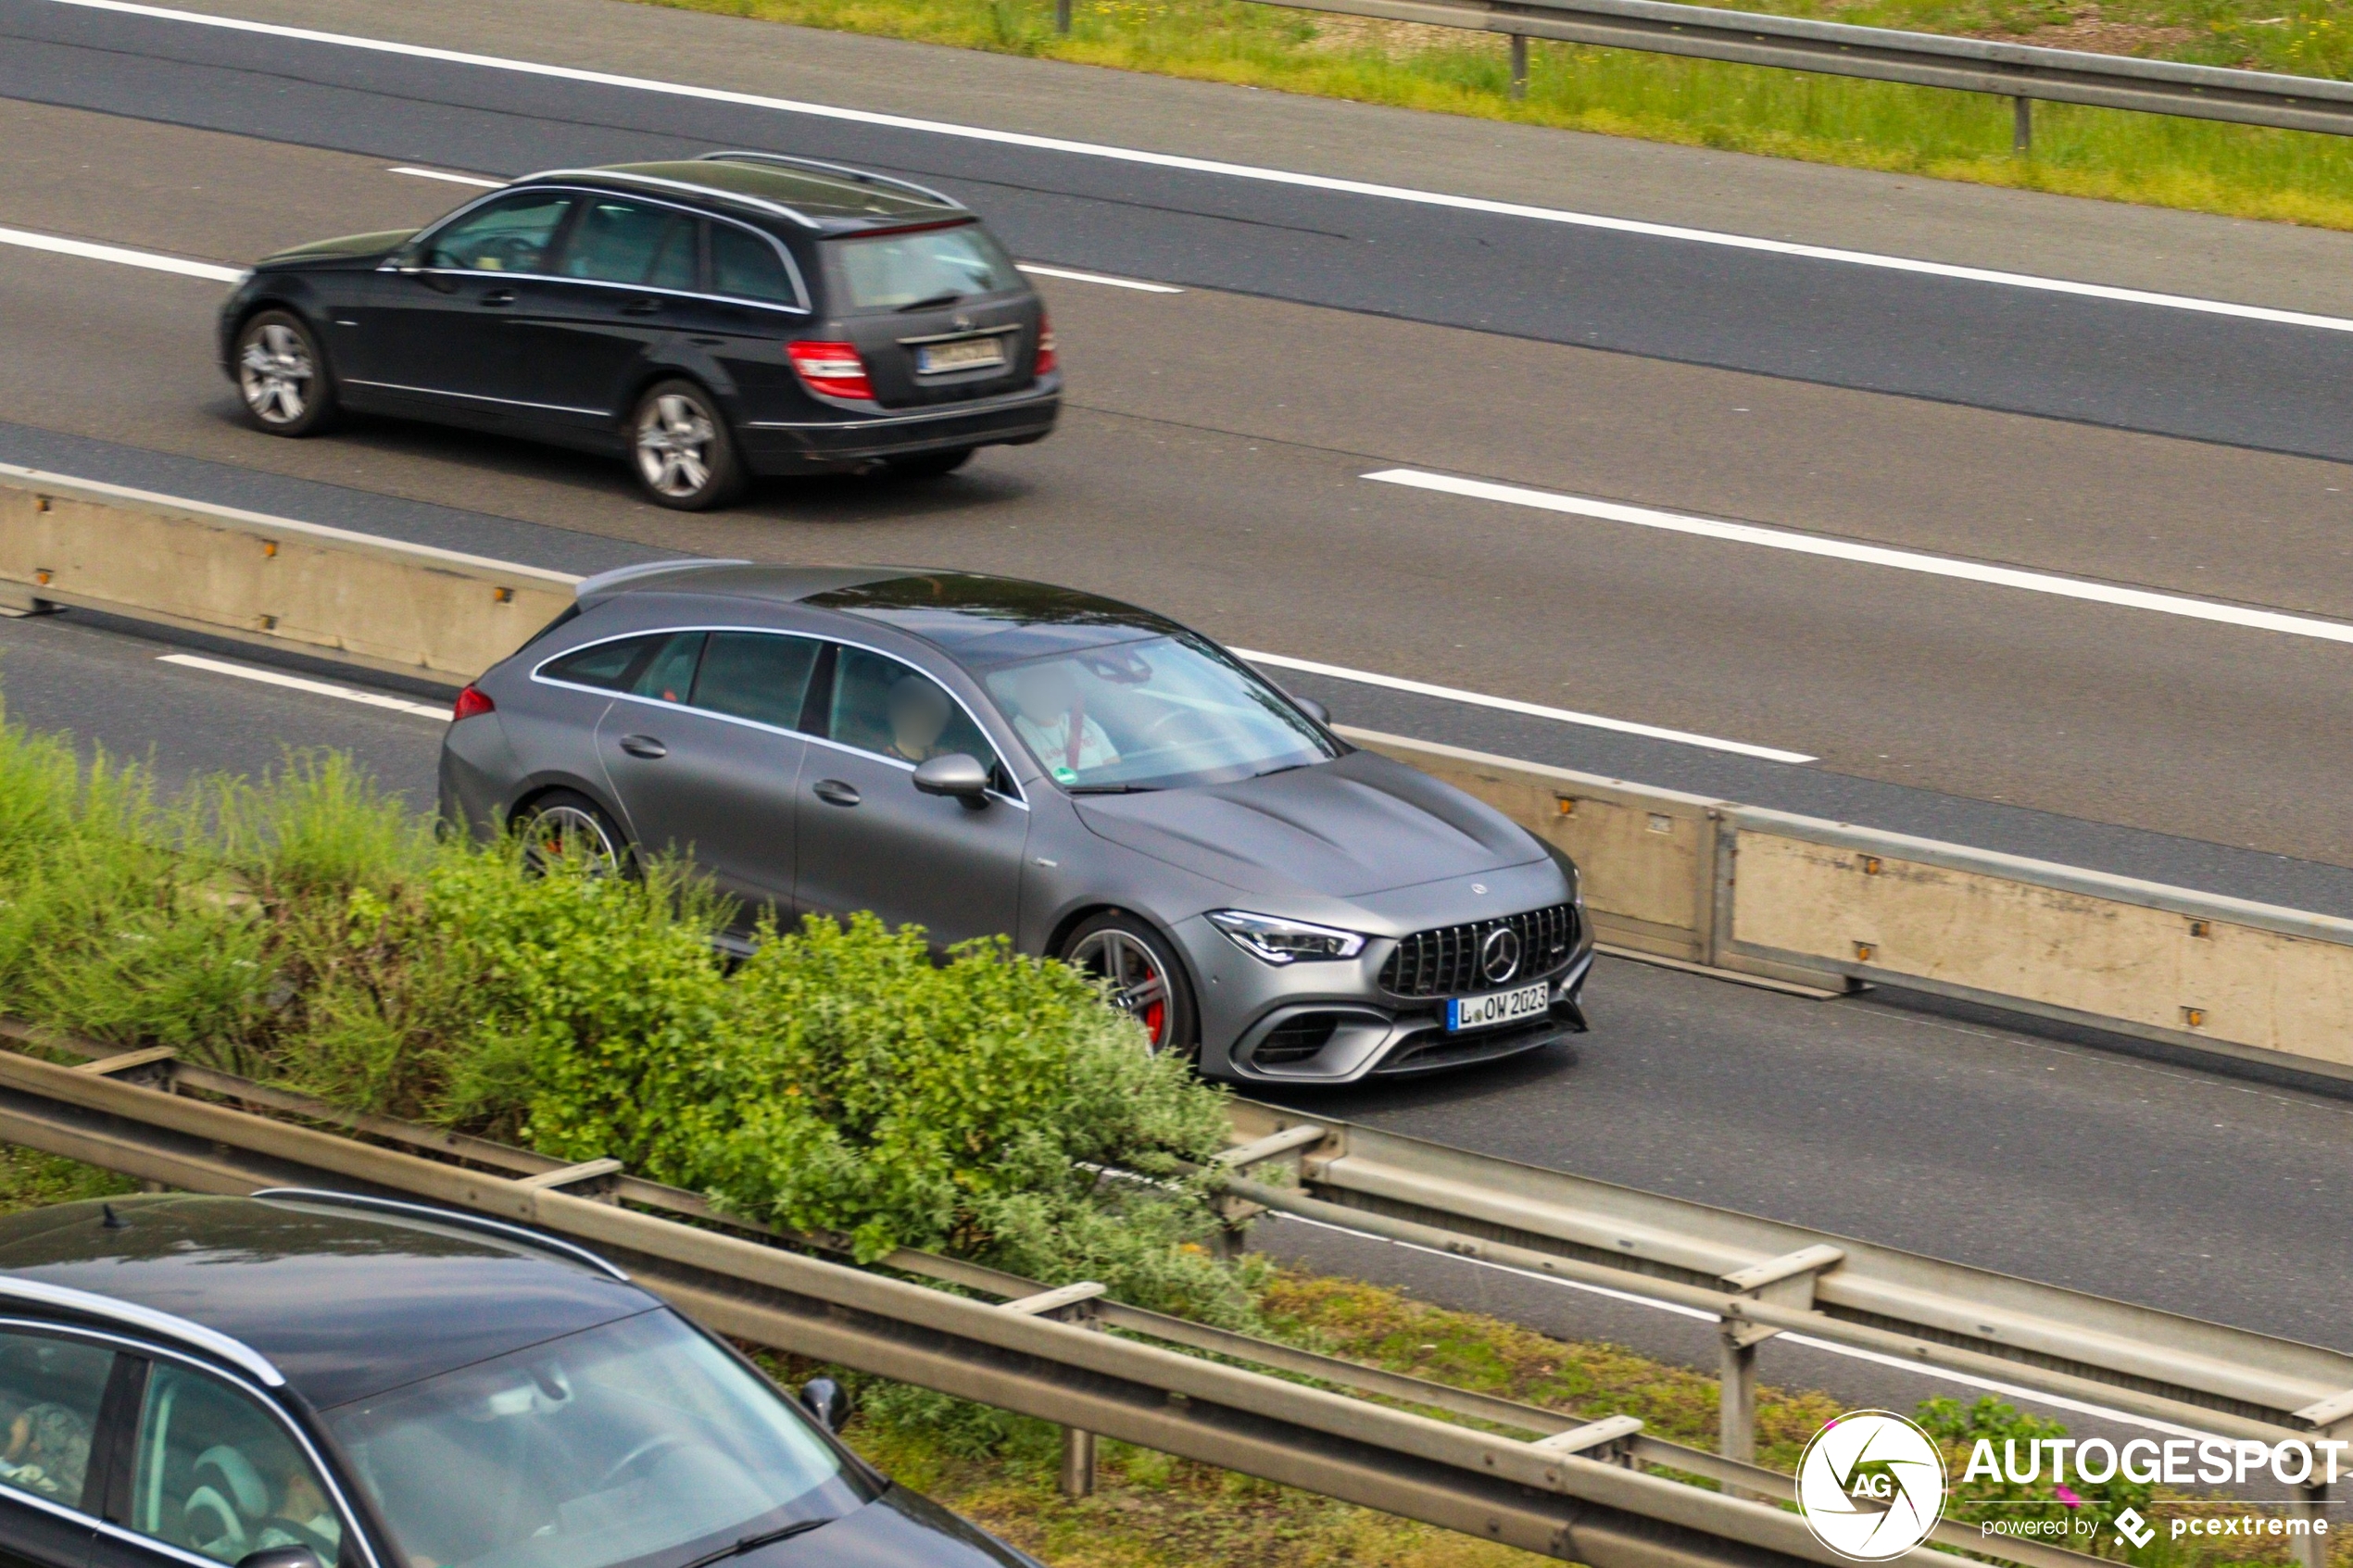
top-left (917, 336), bottom-right (1006, 373)
top-left (1446, 982), bottom-right (1551, 1033)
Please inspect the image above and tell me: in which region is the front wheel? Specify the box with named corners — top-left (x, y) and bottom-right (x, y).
top-left (234, 308), bottom-right (338, 435)
top-left (1062, 912), bottom-right (1199, 1060)
top-left (630, 380), bottom-right (747, 510)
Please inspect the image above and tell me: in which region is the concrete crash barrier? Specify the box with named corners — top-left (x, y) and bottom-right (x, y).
top-left (1728, 811), bottom-right (2353, 1081)
top-left (0, 466), bottom-right (578, 684)
top-left (9, 464), bottom-right (2352, 1085)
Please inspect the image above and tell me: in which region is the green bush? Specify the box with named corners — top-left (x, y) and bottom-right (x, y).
top-left (0, 704), bottom-right (1243, 1323)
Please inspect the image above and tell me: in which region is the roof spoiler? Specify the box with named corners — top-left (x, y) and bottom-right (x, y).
top-left (573, 558), bottom-right (751, 604)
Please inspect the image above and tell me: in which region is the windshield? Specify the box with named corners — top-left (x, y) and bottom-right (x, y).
top-left (982, 633), bottom-right (1338, 791)
top-left (321, 1311), bottom-right (865, 1568)
top-left (826, 223), bottom-right (1020, 310)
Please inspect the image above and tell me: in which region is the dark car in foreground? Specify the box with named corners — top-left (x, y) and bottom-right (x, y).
top-left (439, 564), bottom-right (1593, 1084)
top-left (0, 1191), bottom-right (1038, 1568)
top-left (216, 154), bottom-right (1059, 509)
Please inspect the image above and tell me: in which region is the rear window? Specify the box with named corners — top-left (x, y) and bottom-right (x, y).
top-left (826, 223), bottom-right (1020, 311)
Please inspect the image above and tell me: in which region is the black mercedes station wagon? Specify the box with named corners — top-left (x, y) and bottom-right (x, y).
top-left (0, 1191), bottom-right (1043, 1568)
top-left (215, 154), bottom-right (1060, 509)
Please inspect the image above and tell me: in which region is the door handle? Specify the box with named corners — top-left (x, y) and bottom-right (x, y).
top-left (623, 296), bottom-right (661, 316)
top-left (480, 289), bottom-right (517, 307)
top-left (617, 734), bottom-right (668, 759)
top-left (812, 779), bottom-right (861, 808)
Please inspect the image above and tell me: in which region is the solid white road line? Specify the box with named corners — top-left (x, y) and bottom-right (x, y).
top-left (1236, 647), bottom-right (1816, 763)
top-left (388, 165), bottom-right (505, 187)
top-left (1016, 263), bottom-right (1182, 294)
top-left (1371, 467), bottom-right (2353, 647)
top-left (158, 654), bottom-right (453, 720)
top-left (0, 223), bottom-right (242, 282)
top-left (1268, 1210), bottom-right (2223, 1441)
top-left (48, 0), bottom-right (2353, 336)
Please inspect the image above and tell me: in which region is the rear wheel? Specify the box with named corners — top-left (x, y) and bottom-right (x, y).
top-left (234, 308), bottom-right (338, 435)
top-left (1062, 911), bottom-right (1198, 1060)
top-left (516, 789), bottom-right (629, 876)
top-left (630, 380), bottom-right (747, 510)
top-left (884, 446), bottom-right (975, 479)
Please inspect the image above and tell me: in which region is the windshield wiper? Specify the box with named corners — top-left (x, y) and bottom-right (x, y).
top-left (676, 1519), bottom-right (833, 1568)
top-left (895, 291), bottom-right (964, 312)
top-left (1250, 762), bottom-right (1314, 781)
top-left (1067, 783), bottom-right (1160, 795)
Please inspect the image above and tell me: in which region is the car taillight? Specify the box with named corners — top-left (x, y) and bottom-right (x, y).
top-left (786, 340), bottom-right (875, 401)
top-left (1036, 312), bottom-right (1057, 378)
top-left (452, 684), bottom-right (496, 721)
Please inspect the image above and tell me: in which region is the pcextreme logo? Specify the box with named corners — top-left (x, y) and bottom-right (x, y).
top-left (1795, 1411), bottom-right (1950, 1562)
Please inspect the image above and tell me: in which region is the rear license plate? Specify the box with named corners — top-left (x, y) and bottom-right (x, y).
top-left (1446, 982), bottom-right (1552, 1033)
top-left (917, 337), bottom-right (1006, 373)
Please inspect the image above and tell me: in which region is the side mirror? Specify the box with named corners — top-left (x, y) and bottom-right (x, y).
top-left (237, 1549), bottom-right (324, 1568)
top-left (1295, 696), bottom-right (1331, 726)
top-left (799, 1376), bottom-right (850, 1433)
top-left (912, 752), bottom-right (990, 806)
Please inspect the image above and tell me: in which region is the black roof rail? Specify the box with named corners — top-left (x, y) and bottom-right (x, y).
top-left (251, 1189), bottom-right (632, 1281)
top-left (696, 151), bottom-right (963, 211)
top-left (512, 167), bottom-right (824, 229)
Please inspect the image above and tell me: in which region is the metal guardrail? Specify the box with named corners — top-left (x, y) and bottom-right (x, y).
top-left (1218, 1100), bottom-right (2351, 1566)
top-left (1106, 0), bottom-right (2353, 146)
top-left (0, 1030), bottom-right (2095, 1568)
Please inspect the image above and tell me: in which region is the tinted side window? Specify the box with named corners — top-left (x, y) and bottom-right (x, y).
top-left (626, 633), bottom-right (705, 705)
top-left (0, 1331), bottom-right (111, 1511)
top-left (130, 1362), bottom-right (345, 1566)
top-left (691, 633), bottom-right (821, 730)
top-left (826, 647), bottom-right (996, 767)
top-left (560, 199), bottom-right (694, 286)
top-left (710, 226), bottom-right (799, 306)
top-left (424, 194), bottom-right (574, 274)
top-left (541, 632), bottom-right (703, 699)
top-left (542, 635), bottom-right (659, 691)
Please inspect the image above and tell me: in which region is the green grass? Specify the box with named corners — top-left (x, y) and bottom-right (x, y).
top-left (635, 0), bottom-right (2353, 228)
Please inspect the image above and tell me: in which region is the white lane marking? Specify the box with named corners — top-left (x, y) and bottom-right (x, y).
top-left (0, 223), bottom-right (242, 282)
top-left (389, 164), bottom-right (505, 187)
top-left (1236, 647), bottom-right (1816, 762)
top-left (46, 0), bottom-right (2353, 335)
top-left (158, 654), bottom-right (453, 720)
top-left (1267, 1210), bottom-right (2223, 1441)
top-left (1016, 263), bottom-right (1182, 294)
top-left (1372, 468), bottom-right (2353, 646)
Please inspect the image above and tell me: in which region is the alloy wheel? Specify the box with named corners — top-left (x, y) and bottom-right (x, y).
top-left (239, 323), bottom-right (314, 425)
top-left (525, 803), bottom-right (622, 875)
top-left (1069, 928), bottom-right (1175, 1051)
top-left (635, 394), bottom-right (718, 499)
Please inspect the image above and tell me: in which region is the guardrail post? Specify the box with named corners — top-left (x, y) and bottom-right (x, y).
top-left (2012, 94), bottom-right (2032, 154)
top-left (1718, 1324), bottom-right (1761, 1469)
top-left (2290, 1480), bottom-right (2327, 1568)
top-left (1510, 32), bottom-right (1529, 99)
top-left (1001, 1283), bottom-right (1108, 1499)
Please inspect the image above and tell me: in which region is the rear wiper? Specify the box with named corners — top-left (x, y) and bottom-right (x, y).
top-left (895, 291), bottom-right (964, 312)
top-left (676, 1519), bottom-right (832, 1568)
top-left (1067, 783), bottom-right (1160, 795)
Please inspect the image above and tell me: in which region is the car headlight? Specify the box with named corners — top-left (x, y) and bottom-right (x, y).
top-left (1207, 909), bottom-right (1366, 964)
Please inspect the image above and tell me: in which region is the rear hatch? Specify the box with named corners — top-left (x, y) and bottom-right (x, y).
top-left (820, 220), bottom-right (1044, 409)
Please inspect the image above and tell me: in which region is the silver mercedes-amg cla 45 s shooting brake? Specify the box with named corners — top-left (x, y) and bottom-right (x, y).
top-left (438, 564), bottom-right (1592, 1084)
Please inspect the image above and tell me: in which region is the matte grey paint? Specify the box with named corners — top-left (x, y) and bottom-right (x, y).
top-left (440, 568), bottom-right (1590, 1082)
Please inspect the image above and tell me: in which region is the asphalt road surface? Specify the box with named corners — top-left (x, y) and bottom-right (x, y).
top-left (0, 0), bottom-right (2344, 1385)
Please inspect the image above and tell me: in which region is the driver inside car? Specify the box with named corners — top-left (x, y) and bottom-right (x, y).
top-left (885, 676), bottom-right (953, 763)
top-left (1008, 662), bottom-right (1118, 780)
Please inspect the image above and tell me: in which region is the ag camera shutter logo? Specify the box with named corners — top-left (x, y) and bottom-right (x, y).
top-left (1795, 1410), bottom-right (1948, 1561)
